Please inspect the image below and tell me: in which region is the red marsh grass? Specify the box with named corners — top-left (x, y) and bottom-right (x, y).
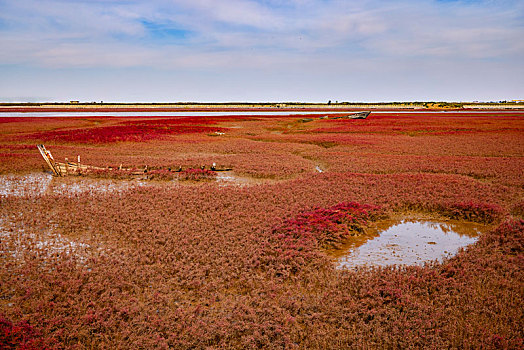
top-left (0, 110), bottom-right (523, 348)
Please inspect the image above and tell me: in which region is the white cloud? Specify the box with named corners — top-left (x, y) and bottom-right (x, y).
top-left (1, 0), bottom-right (522, 67)
top-left (0, 0), bottom-right (522, 101)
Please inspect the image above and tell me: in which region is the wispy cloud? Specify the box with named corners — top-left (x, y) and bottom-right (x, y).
top-left (0, 0), bottom-right (522, 101)
top-left (1, 0), bottom-right (522, 67)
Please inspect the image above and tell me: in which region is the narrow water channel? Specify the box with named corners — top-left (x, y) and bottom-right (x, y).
top-left (333, 219), bottom-right (489, 268)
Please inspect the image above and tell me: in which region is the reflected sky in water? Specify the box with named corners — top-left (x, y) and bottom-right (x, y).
top-left (336, 219), bottom-right (488, 268)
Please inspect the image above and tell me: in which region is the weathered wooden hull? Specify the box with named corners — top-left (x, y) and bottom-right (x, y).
top-left (37, 145), bottom-right (231, 177)
top-left (331, 111), bottom-right (371, 120)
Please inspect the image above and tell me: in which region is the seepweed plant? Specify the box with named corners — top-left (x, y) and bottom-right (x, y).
top-left (1, 179), bottom-right (522, 349)
top-left (1, 170), bottom-right (522, 349)
top-left (0, 316), bottom-right (54, 350)
top-left (0, 109), bottom-right (523, 349)
top-left (177, 168), bottom-right (217, 182)
top-left (273, 202), bottom-right (383, 249)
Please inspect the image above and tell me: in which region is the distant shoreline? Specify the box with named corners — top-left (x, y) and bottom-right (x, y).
top-left (0, 101), bottom-right (523, 112)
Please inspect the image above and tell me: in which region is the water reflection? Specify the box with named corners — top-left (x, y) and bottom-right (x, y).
top-left (334, 219), bottom-right (489, 268)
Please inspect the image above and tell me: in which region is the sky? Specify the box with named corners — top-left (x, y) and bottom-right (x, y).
top-left (0, 0), bottom-right (523, 102)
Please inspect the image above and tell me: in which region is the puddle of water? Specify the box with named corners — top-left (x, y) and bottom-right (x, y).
top-left (0, 111), bottom-right (362, 118)
top-left (51, 178), bottom-right (147, 196)
top-left (0, 172), bottom-right (273, 197)
top-left (333, 219), bottom-right (489, 268)
top-left (0, 173), bottom-right (148, 198)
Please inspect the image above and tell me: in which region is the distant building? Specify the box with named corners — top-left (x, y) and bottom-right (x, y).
top-left (70, 100), bottom-right (79, 104)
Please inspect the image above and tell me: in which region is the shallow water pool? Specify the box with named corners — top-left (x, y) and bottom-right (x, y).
top-left (334, 219), bottom-right (489, 268)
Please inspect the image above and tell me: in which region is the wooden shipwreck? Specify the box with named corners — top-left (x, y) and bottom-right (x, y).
top-left (37, 144), bottom-right (231, 178)
top-left (37, 144), bottom-right (93, 177)
top-left (331, 111), bottom-right (371, 120)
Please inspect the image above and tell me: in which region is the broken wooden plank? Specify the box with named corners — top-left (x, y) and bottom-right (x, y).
top-left (37, 144), bottom-right (62, 176)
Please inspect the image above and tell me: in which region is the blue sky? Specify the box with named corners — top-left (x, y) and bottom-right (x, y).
top-left (0, 0), bottom-right (522, 102)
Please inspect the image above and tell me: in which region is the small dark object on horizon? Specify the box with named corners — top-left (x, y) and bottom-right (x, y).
top-left (331, 111), bottom-right (371, 120)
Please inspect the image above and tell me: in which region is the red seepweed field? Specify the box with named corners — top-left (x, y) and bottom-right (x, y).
top-left (0, 108), bottom-right (523, 349)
